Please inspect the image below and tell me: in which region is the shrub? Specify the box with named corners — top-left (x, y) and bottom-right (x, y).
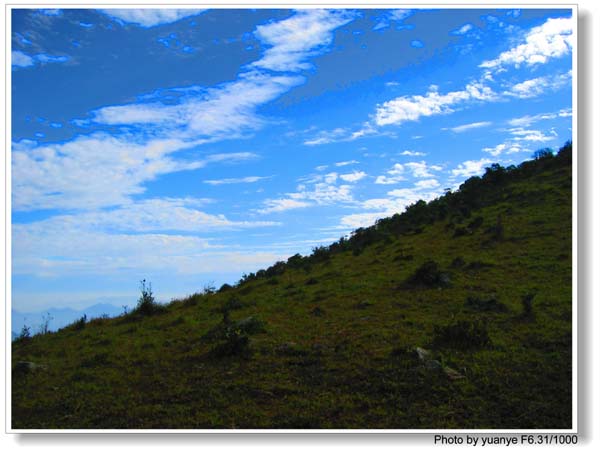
top-left (135, 279), bottom-right (165, 316)
top-left (305, 277), bottom-right (318, 286)
top-left (467, 216), bottom-right (484, 230)
top-left (450, 257), bottom-right (466, 268)
top-left (218, 283), bottom-right (233, 293)
top-left (210, 330), bottom-right (250, 357)
top-left (432, 320), bottom-right (491, 349)
top-left (38, 313), bottom-right (53, 335)
top-left (15, 324), bottom-right (31, 343)
top-left (405, 260), bottom-right (451, 288)
top-left (464, 296), bottom-right (508, 313)
top-left (521, 293), bottom-right (536, 319)
top-left (70, 314), bottom-right (87, 331)
top-left (203, 314), bottom-right (265, 358)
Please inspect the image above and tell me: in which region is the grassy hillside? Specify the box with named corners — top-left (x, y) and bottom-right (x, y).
top-left (11, 143), bottom-right (573, 429)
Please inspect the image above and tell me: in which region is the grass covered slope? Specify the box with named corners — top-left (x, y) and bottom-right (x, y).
top-left (12, 143), bottom-right (573, 429)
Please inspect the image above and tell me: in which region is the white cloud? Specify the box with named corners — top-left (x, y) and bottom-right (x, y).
top-left (480, 17), bottom-right (573, 69)
top-left (289, 183), bottom-right (354, 205)
top-left (339, 171), bottom-right (367, 183)
top-left (448, 121), bottom-right (492, 133)
top-left (12, 198), bottom-right (281, 278)
top-left (400, 150), bottom-right (426, 156)
top-left (315, 165), bottom-right (328, 171)
top-left (203, 176), bottom-right (270, 185)
top-left (375, 163), bottom-right (405, 185)
top-left (508, 108), bottom-right (572, 127)
top-left (505, 71), bottom-right (571, 99)
top-left (11, 134), bottom-right (258, 211)
top-left (257, 198), bottom-right (311, 214)
top-left (414, 179), bottom-right (440, 189)
top-left (94, 10), bottom-right (356, 143)
top-left (303, 127), bottom-right (349, 146)
top-left (251, 9), bottom-right (356, 72)
top-left (390, 10), bottom-right (412, 21)
top-left (452, 23), bottom-right (473, 35)
top-left (12, 51), bottom-right (69, 69)
top-left (93, 72), bottom-right (304, 140)
top-left (374, 80), bottom-right (497, 127)
top-left (335, 160), bottom-right (359, 167)
top-left (12, 51), bottom-right (34, 67)
top-left (508, 128), bottom-right (557, 142)
top-left (100, 9), bottom-right (206, 27)
top-left (405, 161), bottom-right (443, 178)
top-left (451, 158), bottom-right (494, 178)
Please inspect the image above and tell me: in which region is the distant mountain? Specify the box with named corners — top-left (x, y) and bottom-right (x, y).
top-left (12, 303), bottom-right (123, 337)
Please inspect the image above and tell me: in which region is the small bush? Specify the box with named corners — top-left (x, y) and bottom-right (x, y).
top-left (432, 320), bottom-right (491, 349)
top-left (464, 296), bottom-right (508, 313)
top-left (453, 226), bottom-right (470, 237)
top-left (521, 293), bottom-right (536, 319)
top-left (210, 331), bottom-right (250, 358)
top-left (14, 324), bottom-right (31, 343)
top-left (134, 279), bottom-right (165, 316)
top-left (70, 314), bottom-right (87, 331)
top-left (305, 277), bottom-right (318, 286)
top-left (218, 283), bottom-right (233, 293)
top-left (405, 260), bottom-right (451, 288)
top-left (450, 257), bottom-right (466, 268)
top-left (467, 216), bottom-right (484, 230)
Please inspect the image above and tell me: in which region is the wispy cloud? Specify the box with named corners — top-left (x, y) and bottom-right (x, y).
top-left (451, 23), bottom-right (474, 35)
top-left (507, 108), bottom-right (572, 127)
top-left (505, 71), bottom-right (571, 99)
top-left (251, 9), bottom-right (356, 72)
top-left (12, 134), bottom-right (258, 211)
top-left (335, 160), bottom-right (359, 167)
top-left (447, 121), bottom-right (492, 133)
top-left (339, 171), bottom-right (367, 183)
top-left (100, 9), bottom-right (206, 27)
top-left (508, 127), bottom-right (557, 142)
top-left (12, 50), bottom-right (69, 69)
top-left (374, 81), bottom-right (496, 127)
top-left (204, 176), bottom-right (271, 186)
top-left (480, 17), bottom-right (573, 69)
top-left (257, 198), bottom-right (311, 214)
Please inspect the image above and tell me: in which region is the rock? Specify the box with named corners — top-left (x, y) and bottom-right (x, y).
top-left (415, 347), bottom-right (430, 362)
top-left (444, 366), bottom-right (466, 380)
top-left (425, 359), bottom-right (442, 370)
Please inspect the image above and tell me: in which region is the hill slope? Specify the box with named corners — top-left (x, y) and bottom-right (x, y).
top-left (11, 143), bottom-right (573, 429)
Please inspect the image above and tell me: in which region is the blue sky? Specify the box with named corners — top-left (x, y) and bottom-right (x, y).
top-left (11, 7), bottom-right (573, 312)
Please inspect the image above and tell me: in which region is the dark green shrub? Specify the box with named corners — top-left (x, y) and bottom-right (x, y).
top-left (467, 216), bottom-right (484, 230)
top-left (14, 324), bottom-right (31, 343)
top-left (405, 260), bottom-right (451, 288)
top-left (451, 257), bottom-right (465, 268)
top-left (521, 293), bottom-right (536, 318)
top-left (134, 279), bottom-right (165, 316)
top-left (464, 296), bottom-right (508, 313)
top-left (432, 320), bottom-right (491, 349)
top-left (305, 277), bottom-right (318, 286)
top-left (70, 314), bottom-right (87, 330)
top-left (218, 296), bottom-right (244, 314)
top-left (218, 283), bottom-right (233, 293)
top-left (453, 226), bottom-right (470, 237)
top-left (210, 331), bottom-right (250, 357)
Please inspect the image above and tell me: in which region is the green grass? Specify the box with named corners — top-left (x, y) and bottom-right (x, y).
top-left (11, 146), bottom-right (572, 429)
